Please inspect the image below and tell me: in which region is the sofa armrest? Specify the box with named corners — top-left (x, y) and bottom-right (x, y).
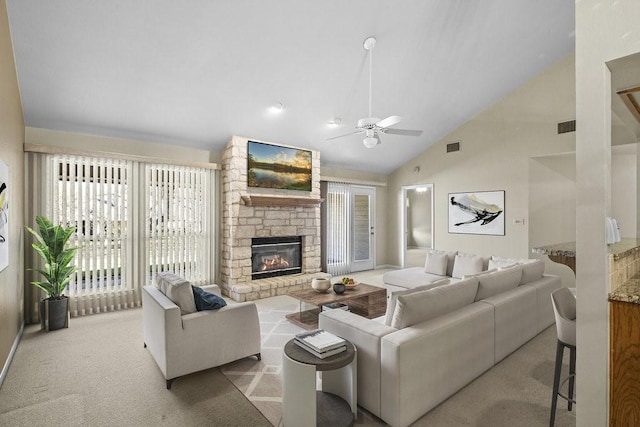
top-left (142, 286), bottom-right (183, 378)
top-left (200, 284), bottom-right (221, 296)
top-left (319, 310), bottom-right (396, 417)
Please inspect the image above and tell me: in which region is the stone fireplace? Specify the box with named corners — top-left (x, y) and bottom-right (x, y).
top-left (220, 136), bottom-right (326, 301)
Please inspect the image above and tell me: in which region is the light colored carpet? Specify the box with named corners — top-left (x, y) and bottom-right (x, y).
top-left (1, 269), bottom-right (576, 426)
top-left (0, 309), bottom-right (270, 427)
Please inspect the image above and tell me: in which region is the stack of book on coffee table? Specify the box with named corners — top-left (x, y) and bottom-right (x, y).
top-left (294, 329), bottom-right (346, 359)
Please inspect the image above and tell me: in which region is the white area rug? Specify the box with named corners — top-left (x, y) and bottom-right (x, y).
top-left (220, 297), bottom-right (305, 427)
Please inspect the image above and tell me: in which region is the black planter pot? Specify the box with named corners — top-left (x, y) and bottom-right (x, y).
top-left (39, 296), bottom-right (70, 331)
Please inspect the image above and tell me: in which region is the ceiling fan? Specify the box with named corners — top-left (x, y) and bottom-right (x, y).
top-left (327, 36), bottom-right (423, 148)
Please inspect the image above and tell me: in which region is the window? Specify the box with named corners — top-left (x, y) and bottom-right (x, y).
top-left (27, 152), bottom-right (214, 317)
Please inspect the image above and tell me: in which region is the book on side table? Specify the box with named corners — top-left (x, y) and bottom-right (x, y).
top-left (294, 329), bottom-right (347, 359)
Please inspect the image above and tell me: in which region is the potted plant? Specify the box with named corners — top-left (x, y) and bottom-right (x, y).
top-left (25, 215), bottom-right (77, 331)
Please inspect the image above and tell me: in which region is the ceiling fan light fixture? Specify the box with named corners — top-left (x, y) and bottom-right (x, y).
top-left (268, 102), bottom-right (284, 113)
top-left (363, 136), bottom-right (378, 148)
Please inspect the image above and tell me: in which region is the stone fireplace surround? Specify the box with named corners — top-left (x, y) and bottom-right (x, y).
top-left (220, 136), bottom-right (326, 302)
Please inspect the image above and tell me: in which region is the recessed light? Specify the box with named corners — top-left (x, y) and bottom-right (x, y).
top-left (268, 102), bottom-right (284, 113)
top-left (328, 118), bottom-right (342, 127)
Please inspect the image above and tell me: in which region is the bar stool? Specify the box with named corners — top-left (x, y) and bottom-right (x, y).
top-left (550, 287), bottom-right (576, 427)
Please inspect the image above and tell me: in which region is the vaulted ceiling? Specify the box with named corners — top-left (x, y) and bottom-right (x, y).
top-left (7, 1), bottom-right (575, 174)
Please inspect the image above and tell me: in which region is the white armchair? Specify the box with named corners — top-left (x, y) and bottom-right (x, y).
top-left (142, 284), bottom-right (261, 389)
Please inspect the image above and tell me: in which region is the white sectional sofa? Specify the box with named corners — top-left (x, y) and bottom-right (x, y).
top-left (319, 250), bottom-right (560, 427)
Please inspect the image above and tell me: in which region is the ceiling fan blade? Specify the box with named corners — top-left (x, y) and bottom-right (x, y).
top-left (376, 115), bottom-right (403, 128)
top-left (325, 130), bottom-right (364, 141)
top-left (383, 128), bottom-right (423, 137)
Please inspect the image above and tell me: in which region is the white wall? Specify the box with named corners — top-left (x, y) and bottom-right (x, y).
top-left (529, 153), bottom-right (576, 288)
top-left (386, 54), bottom-right (576, 266)
top-left (576, 1), bottom-right (640, 424)
top-left (611, 144), bottom-right (637, 238)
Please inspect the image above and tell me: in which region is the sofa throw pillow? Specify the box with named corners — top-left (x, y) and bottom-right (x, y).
top-left (158, 272), bottom-right (198, 315)
top-left (384, 278), bottom-right (450, 326)
top-left (488, 258), bottom-right (517, 270)
top-left (451, 254), bottom-right (483, 279)
top-left (519, 259), bottom-right (545, 285)
top-left (391, 277), bottom-right (479, 329)
top-left (424, 251), bottom-right (448, 276)
top-left (192, 286), bottom-right (227, 311)
top-left (462, 268), bottom-right (496, 279)
top-left (475, 265), bottom-right (523, 301)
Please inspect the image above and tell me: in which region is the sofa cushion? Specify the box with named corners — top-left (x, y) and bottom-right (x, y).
top-left (491, 256), bottom-right (545, 285)
top-left (451, 254), bottom-right (483, 279)
top-left (475, 266), bottom-right (523, 301)
top-left (391, 277), bottom-right (479, 329)
top-left (383, 267), bottom-right (446, 290)
top-left (424, 251), bottom-right (448, 275)
top-left (158, 272), bottom-right (197, 315)
top-left (462, 268), bottom-right (496, 279)
top-left (192, 286), bottom-right (227, 310)
top-left (384, 279), bottom-right (450, 326)
top-left (519, 259), bottom-right (545, 284)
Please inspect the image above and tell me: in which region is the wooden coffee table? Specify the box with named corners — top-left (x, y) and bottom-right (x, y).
top-left (286, 283), bottom-right (387, 329)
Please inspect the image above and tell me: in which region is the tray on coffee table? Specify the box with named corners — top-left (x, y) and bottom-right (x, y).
top-left (286, 282), bottom-right (386, 330)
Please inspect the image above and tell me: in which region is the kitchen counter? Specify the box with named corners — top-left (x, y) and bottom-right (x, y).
top-left (532, 238), bottom-right (640, 259)
top-left (609, 274), bottom-right (640, 304)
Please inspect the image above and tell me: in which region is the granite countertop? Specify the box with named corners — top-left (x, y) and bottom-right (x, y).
top-left (609, 274), bottom-right (640, 304)
top-left (531, 242), bottom-right (576, 257)
top-left (532, 238), bottom-right (640, 260)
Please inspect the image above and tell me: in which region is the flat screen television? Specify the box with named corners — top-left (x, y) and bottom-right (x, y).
top-left (247, 141), bottom-right (312, 191)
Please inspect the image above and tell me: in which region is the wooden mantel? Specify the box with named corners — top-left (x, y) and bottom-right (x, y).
top-left (240, 194), bottom-right (324, 207)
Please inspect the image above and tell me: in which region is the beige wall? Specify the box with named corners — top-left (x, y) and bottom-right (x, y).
top-left (25, 127), bottom-right (219, 164)
top-left (386, 53), bottom-right (576, 266)
top-left (576, 2), bottom-right (640, 424)
top-left (0, 0), bottom-right (25, 380)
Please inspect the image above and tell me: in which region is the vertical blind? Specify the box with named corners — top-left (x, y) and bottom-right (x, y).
top-left (28, 153), bottom-right (214, 319)
top-left (49, 155), bottom-right (134, 316)
top-left (146, 163), bottom-right (211, 286)
top-left (326, 182), bottom-right (351, 276)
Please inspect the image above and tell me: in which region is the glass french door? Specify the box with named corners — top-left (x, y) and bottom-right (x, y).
top-left (350, 186), bottom-right (375, 272)
top-left (324, 183), bottom-right (375, 275)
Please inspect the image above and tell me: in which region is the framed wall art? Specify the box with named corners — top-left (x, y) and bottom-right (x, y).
top-left (448, 190), bottom-right (505, 236)
top-left (0, 160), bottom-right (8, 272)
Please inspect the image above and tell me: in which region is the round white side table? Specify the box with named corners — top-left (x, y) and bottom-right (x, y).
top-left (282, 338), bottom-right (357, 427)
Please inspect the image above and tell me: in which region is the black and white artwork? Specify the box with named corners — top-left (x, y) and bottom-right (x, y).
top-left (448, 190), bottom-right (505, 236)
top-left (0, 160), bottom-right (8, 272)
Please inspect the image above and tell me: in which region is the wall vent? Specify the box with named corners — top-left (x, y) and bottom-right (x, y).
top-left (557, 120), bottom-right (576, 134)
top-left (446, 142), bottom-right (460, 153)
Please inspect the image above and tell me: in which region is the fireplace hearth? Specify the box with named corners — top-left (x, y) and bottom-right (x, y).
top-left (251, 236), bottom-right (302, 280)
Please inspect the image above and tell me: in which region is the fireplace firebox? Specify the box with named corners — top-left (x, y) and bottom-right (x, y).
top-left (251, 236), bottom-right (302, 280)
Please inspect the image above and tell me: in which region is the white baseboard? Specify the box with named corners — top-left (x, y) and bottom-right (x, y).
top-left (0, 321), bottom-right (24, 389)
top-left (376, 264), bottom-right (401, 270)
